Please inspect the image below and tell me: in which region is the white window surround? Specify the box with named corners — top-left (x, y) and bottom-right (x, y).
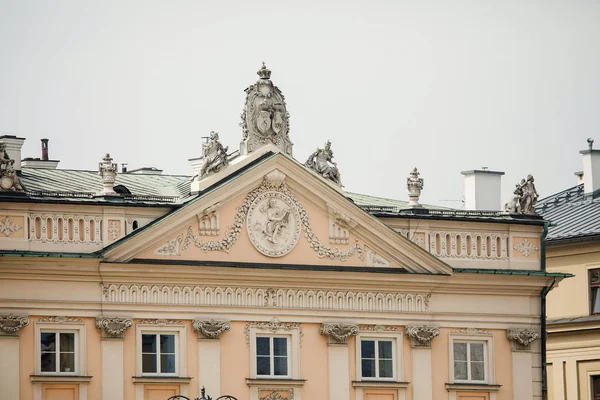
top-left (248, 326), bottom-right (300, 379)
top-left (448, 334), bottom-right (494, 385)
top-left (355, 331), bottom-right (404, 382)
top-left (135, 324), bottom-right (186, 377)
top-left (34, 322), bottom-right (86, 376)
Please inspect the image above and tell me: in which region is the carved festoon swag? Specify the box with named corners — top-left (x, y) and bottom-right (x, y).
top-left (0, 314), bottom-right (29, 336)
top-left (507, 328), bottom-right (540, 347)
top-left (405, 325), bottom-right (440, 347)
top-left (192, 319), bottom-right (231, 339)
top-left (320, 322), bottom-right (359, 345)
top-left (95, 316), bottom-right (133, 339)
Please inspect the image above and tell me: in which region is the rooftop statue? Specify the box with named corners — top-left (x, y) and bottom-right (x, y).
top-left (0, 143), bottom-right (24, 192)
top-left (406, 167), bottom-right (424, 208)
top-left (97, 153), bottom-right (118, 196)
top-left (200, 131), bottom-right (229, 178)
top-left (240, 63), bottom-right (293, 156)
top-left (304, 141), bottom-right (342, 186)
top-left (504, 174), bottom-right (539, 215)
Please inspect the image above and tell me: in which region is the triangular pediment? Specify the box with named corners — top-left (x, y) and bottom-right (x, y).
top-left (103, 153), bottom-right (452, 275)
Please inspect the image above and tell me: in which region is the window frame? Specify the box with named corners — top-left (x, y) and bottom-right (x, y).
top-left (355, 331), bottom-right (403, 382)
top-left (448, 334), bottom-right (494, 385)
top-left (589, 268), bottom-right (600, 315)
top-left (141, 333), bottom-right (177, 376)
top-left (248, 325), bottom-right (301, 379)
top-left (255, 335), bottom-right (291, 378)
top-left (136, 324), bottom-right (186, 377)
top-left (34, 321), bottom-right (86, 376)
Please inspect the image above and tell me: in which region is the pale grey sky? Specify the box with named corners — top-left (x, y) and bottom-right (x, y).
top-left (1, 0), bottom-right (599, 207)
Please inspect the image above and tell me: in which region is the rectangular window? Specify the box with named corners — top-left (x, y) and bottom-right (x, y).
top-left (40, 332), bottom-right (76, 373)
top-left (453, 341), bottom-right (486, 382)
top-left (141, 333), bottom-right (176, 374)
top-left (360, 339), bottom-right (394, 379)
top-left (590, 269), bottom-right (600, 314)
top-left (256, 336), bottom-right (289, 377)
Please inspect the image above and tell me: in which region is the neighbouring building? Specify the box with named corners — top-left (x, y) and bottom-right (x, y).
top-left (542, 139), bottom-right (600, 400)
top-left (0, 64), bottom-right (568, 400)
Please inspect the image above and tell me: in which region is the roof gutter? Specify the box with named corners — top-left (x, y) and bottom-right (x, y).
top-left (541, 220), bottom-right (551, 398)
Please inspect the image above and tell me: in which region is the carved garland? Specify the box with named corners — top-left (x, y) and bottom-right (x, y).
top-left (192, 319), bottom-right (231, 339)
top-left (358, 324), bottom-right (398, 332)
top-left (259, 391), bottom-right (290, 400)
top-left (244, 317), bottom-right (303, 346)
top-left (38, 316), bottom-right (83, 324)
top-left (507, 328), bottom-right (540, 347)
top-left (95, 317), bottom-right (133, 338)
top-left (405, 325), bottom-right (440, 346)
top-left (181, 175), bottom-right (362, 261)
top-left (320, 322), bottom-right (359, 344)
top-left (0, 314), bottom-right (29, 335)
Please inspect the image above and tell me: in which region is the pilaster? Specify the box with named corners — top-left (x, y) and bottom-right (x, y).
top-left (96, 317), bottom-right (133, 400)
top-left (0, 314), bottom-right (29, 400)
top-left (405, 325), bottom-right (439, 400)
top-left (507, 328), bottom-right (540, 400)
top-left (320, 323), bottom-right (358, 400)
top-left (193, 319), bottom-right (231, 396)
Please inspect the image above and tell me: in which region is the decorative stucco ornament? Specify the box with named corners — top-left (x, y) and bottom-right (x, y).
top-left (95, 316), bottom-right (133, 339)
top-left (0, 216), bottom-right (22, 236)
top-left (240, 63), bottom-right (293, 156)
top-left (192, 319), bottom-right (231, 339)
top-left (98, 153), bottom-right (118, 196)
top-left (405, 325), bottom-right (440, 347)
top-left (320, 322), bottom-right (359, 344)
top-left (200, 131), bottom-right (229, 178)
top-left (0, 314), bottom-right (29, 336)
top-left (304, 141), bottom-right (342, 186)
top-left (247, 191), bottom-right (301, 257)
top-left (0, 143), bottom-right (24, 192)
top-left (406, 167), bottom-right (424, 208)
top-left (504, 174), bottom-right (539, 215)
top-left (507, 328), bottom-right (540, 347)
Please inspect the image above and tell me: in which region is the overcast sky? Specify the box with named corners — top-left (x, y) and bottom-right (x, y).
top-left (1, 1), bottom-right (599, 208)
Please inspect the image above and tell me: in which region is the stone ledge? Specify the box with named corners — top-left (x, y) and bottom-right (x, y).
top-left (352, 381), bottom-right (410, 389)
top-left (445, 383), bottom-right (502, 392)
top-left (246, 378), bottom-right (306, 387)
top-left (132, 376), bottom-right (193, 384)
top-left (30, 375), bottom-right (92, 383)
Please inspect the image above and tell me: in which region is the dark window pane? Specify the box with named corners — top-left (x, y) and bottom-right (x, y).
top-left (592, 271), bottom-right (599, 283)
top-left (41, 332), bottom-right (56, 352)
top-left (361, 340), bottom-right (375, 359)
top-left (454, 361), bottom-right (468, 380)
top-left (142, 334), bottom-right (156, 353)
top-left (594, 288), bottom-right (600, 314)
top-left (257, 356), bottom-right (270, 375)
top-left (378, 341), bottom-right (393, 359)
top-left (161, 354), bottom-right (176, 373)
top-left (41, 353), bottom-right (56, 372)
top-left (470, 343), bottom-right (484, 362)
top-left (142, 353), bottom-right (157, 373)
top-left (273, 338), bottom-right (287, 356)
top-left (160, 335), bottom-right (175, 354)
top-left (453, 343), bottom-right (467, 362)
top-left (60, 333), bottom-right (75, 353)
top-left (379, 359), bottom-right (394, 378)
top-left (471, 361), bottom-right (485, 381)
top-left (361, 359), bottom-right (375, 377)
top-left (274, 356), bottom-right (288, 376)
top-left (60, 353), bottom-right (75, 372)
top-left (256, 337), bottom-right (270, 356)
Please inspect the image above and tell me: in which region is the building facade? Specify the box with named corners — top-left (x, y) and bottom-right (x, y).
top-left (0, 65), bottom-right (564, 400)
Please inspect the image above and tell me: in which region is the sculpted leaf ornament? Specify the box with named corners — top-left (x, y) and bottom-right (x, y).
top-left (0, 314), bottom-right (29, 336)
top-left (507, 328), bottom-right (540, 347)
top-left (193, 319), bottom-right (231, 339)
top-left (405, 325), bottom-right (440, 346)
top-left (95, 316), bottom-right (133, 338)
top-left (513, 239), bottom-right (539, 257)
top-left (0, 216), bottom-right (22, 236)
top-left (320, 322), bottom-right (359, 344)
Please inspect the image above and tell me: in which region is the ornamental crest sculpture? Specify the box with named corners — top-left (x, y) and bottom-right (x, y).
top-left (504, 174), bottom-right (539, 215)
top-left (0, 143), bottom-right (24, 192)
top-left (304, 141), bottom-right (342, 186)
top-left (247, 191), bottom-right (301, 257)
top-left (406, 167), bottom-right (424, 208)
top-left (98, 153), bottom-right (117, 196)
top-left (200, 131), bottom-right (229, 178)
top-left (240, 63), bottom-right (293, 156)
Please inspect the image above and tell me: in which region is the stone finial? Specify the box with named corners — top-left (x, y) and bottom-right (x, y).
top-left (406, 167), bottom-right (424, 208)
top-left (0, 143), bottom-right (25, 192)
top-left (405, 325), bottom-right (440, 347)
top-left (240, 63), bottom-right (293, 156)
top-left (305, 141), bottom-right (342, 186)
top-left (504, 174), bottom-right (539, 214)
top-left (199, 131), bottom-right (229, 179)
top-left (95, 316), bottom-right (133, 339)
top-left (0, 314), bottom-right (29, 337)
top-left (320, 322), bottom-right (359, 345)
top-left (507, 328), bottom-right (540, 348)
top-left (98, 153), bottom-right (118, 196)
top-left (192, 319), bottom-right (231, 339)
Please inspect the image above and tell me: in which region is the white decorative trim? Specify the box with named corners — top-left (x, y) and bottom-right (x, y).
top-left (38, 316), bottom-right (84, 324)
top-left (0, 216), bottom-right (22, 236)
top-left (327, 204), bottom-right (357, 245)
top-left (259, 391), bottom-right (292, 400)
top-left (102, 284), bottom-right (431, 313)
top-left (429, 231), bottom-right (509, 260)
top-left (192, 319), bottom-right (231, 339)
top-left (197, 203), bottom-right (221, 236)
top-left (320, 322), bottom-right (359, 344)
top-left (137, 319), bottom-right (185, 326)
top-left (358, 324), bottom-right (398, 332)
top-left (28, 214), bottom-right (103, 244)
top-left (107, 220), bottom-right (120, 240)
top-left (154, 235), bottom-right (183, 256)
top-left (513, 239), bottom-right (539, 257)
top-left (450, 328), bottom-right (491, 336)
top-left (0, 314), bottom-right (29, 336)
top-left (405, 325), bottom-right (440, 347)
top-left (95, 316), bottom-right (133, 339)
top-left (244, 317), bottom-right (302, 346)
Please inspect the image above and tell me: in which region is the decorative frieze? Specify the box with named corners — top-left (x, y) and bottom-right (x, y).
top-left (429, 231), bottom-right (509, 260)
top-left (451, 328), bottom-right (491, 336)
top-left (192, 319), bottom-right (231, 339)
top-left (507, 328), bottom-right (540, 349)
top-left (107, 220), bottom-right (121, 241)
top-left (320, 322), bottom-right (359, 345)
top-left (244, 317), bottom-right (302, 345)
top-left (137, 319), bottom-right (185, 326)
top-left (405, 325), bottom-right (440, 347)
top-left (0, 217), bottom-right (22, 237)
top-left (102, 283), bottom-right (431, 313)
top-left (28, 214), bottom-right (103, 244)
top-left (38, 316), bottom-right (83, 324)
top-left (95, 316), bottom-right (133, 339)
top-left (154, 235), bottom-right (183, 256)
top-left (0, 314), bottom-right (29, 337)
top-left (513, 238), bottom-right (539, 257)
top-left (358, 324), bottom-right (398, 333)
top-left (259, 391), bottom-right (291, 400)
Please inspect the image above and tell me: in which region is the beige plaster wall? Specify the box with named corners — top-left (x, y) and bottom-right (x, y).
top-left (220, 321), bottom-right (250, 397)
top-left (300, 323), bottom-right (329, 399)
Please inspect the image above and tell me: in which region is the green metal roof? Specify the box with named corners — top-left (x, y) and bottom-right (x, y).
top-left (345, 191), bottom-right (450, 210)
top-left (453, 268), bottom-right (573, 278)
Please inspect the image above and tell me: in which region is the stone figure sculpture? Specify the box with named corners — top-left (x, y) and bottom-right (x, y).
top-left (261, 198), bottom-right (291, 244)
top-left (504, 175), bottom-right (538, 215)
top-left (240, 63), bottom-right (293, 156)
top-left (200, 131), bottom-right (229, 178)
top-left (406, 167), bottom-right (424, 208)
top-left (0, 143), bottom-right (24, 192)
top-left (304, 141), bottom-right (342, 186)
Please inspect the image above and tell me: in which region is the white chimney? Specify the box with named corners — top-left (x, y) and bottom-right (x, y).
top-left (0, 135), bottom-right (25, 171)
top-left (581, 138), bottom-right (600, 196)
top-left (461, 168), bottom-right (505, 211)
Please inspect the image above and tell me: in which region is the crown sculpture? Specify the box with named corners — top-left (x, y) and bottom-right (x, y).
top-left (0, 143), bottom-right (24, 192)
top-left (240, 63), bottom-right (293, 156)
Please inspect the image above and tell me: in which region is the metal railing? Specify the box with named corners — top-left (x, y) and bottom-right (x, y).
top-left (167, 387), bottom-right (237, 400)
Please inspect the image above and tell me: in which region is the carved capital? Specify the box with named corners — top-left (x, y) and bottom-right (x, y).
top-left (507, 328), bottom-right (540, 349)
top-left (95, 316), bottom-right (133, 339)
top-left (0, 314), bottom-right (29, 337)
top-left (320, 322), bottom-right (359, 345)
top-left (192, 319), bottom-right (231, 339)
top-left (405, 325), bottom-right (440, 347)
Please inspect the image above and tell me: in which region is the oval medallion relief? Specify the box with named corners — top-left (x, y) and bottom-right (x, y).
top-left (247, 191), bottom-right (301, 257)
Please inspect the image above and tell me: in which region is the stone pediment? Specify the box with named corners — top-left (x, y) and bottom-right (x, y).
top-left (103, 154), bottom-right (452, 275)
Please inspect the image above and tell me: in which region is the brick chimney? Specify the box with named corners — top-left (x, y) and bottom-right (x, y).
top-left (21, 138), bottom-right (60, 169)
top-left (580, 138), bottom-right (600, 196)
top-left (0, 135), bottom-right (26, 171)
top-left (461, 168), bottom-right (505, 211)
